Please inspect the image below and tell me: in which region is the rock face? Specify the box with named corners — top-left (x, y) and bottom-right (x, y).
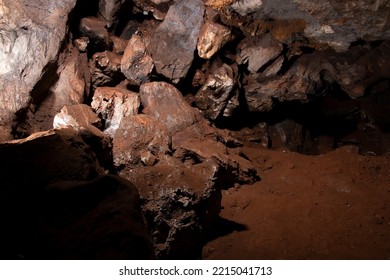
top-left (227, 0), bottom-right (390, 52)
top-left (0, 128), bottom-right (152, 259)
top-left (0, 0), bottom-right (77, 131)
top-left (150, 0), bottom-right (205, 83)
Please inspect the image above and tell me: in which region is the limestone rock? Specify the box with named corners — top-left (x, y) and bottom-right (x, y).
top-left (195, 64), bottom-right (236, 120)
top-left (140, 82), bottom-right (202, 134)
top-left (237, 33), bottom-right (283, 73)
top-left (0, 0), bottom-right (77, 132)
top-left (79, 17), bottom-right (113, 52)
top-left (150, 0), bottom-right (205, 83)
top-left (91, 87), bottom-right (140, 137)
top-left (197, 21), bottom-right (231, 59)
top-left (121, 34), bottom-right (154, 85)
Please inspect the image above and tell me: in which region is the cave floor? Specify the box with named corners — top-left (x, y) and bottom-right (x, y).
top-left (203, 144), bottom-right (390, 260)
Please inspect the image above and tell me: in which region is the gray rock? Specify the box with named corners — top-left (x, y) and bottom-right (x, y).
top-left (0, 0), bottom-right (77, 132)
top-left (140, 82), bottom-right (202, 134)
top-left (149, 0), bottom-right (205, 83)
top-left (237, 33), bottom-right (283, 73)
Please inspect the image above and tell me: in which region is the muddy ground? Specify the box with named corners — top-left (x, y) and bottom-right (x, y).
top-left (203, 144), bottom-right (390, 260)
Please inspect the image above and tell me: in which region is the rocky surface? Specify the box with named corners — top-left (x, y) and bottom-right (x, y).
top-left (1, 0), bottom-right (390, 261)
top-left (149, 0), bottom-right (205, 83)
top-left (0, 0), bottom-right (77, 134)
top-left (0, 128), bottom-right (152, 259)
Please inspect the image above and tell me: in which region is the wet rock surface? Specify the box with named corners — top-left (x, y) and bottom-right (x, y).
top-left (1, 0), bottom-right (390, 260)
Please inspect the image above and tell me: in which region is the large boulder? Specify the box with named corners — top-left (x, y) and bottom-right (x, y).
top-left (149, 0), bottom-right (205, 83)
top-left (0, 0), bottom-right (77, 131)
top-left (0, 128), bottom-right (152, 259)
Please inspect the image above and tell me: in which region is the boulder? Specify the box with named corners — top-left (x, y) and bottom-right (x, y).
top-left (149, 0), bottom-right (205, 83)
top-left (236, 33), bottom-right (283, 73)
top-left (90, 51), bottom-right (124, 89)
top-left (23, 44), bottom-right (89, 134)
top-left (197, 21), bottom-right (231, 59)
top-left (195, 64), bottom-right (237, 120)
top-left (53, 104), bottom-right (101, 131)
top-left (121, 34), bottom-right (154, 85)
top-left (91, 87), bottom-right (140, 137)
top-left (140, 82), bottom-right (202, 134)
top-left (0, 0), bottom-right (77, 134)
top-left (112, 114), bottom-right (171, 168)
top-left (0, 128), bottom-right (152, 259)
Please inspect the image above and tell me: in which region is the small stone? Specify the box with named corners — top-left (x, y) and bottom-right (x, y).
top-left (197, 22), bottom-right (231, 59)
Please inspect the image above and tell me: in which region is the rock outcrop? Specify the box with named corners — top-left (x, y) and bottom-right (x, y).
top-left (0, 0), bottom-right (77, 135)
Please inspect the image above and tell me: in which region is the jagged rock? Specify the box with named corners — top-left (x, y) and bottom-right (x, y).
top-left (27, 45), bottom-right (89, 133)
top-left (121, 34), bottom-right (154, 85)
top-left (244, 52), bottom-right (335, 112)
top-left (0, 0), bottom-right (77, 135)
top-left (98, 0), bottom-right (127, 29)
top-left (197, 21), bottom-right (231, 59)
top-left (0, 129), bottom-right (152, 258)
top-left (140, 82), bottom-right (202, 134)
top-left (236, 33), bottom-right (283, 73)
top-left (79, 17), bottom-right (113, 52)
top-left (112, 114), bottom-right (171, 168)
top-left (90, 51), bottom-right (124, 89)
top-left (91, 87), bottom-right (140, 137)
top-left (73, 37), bottom-right (89, 53)
top-left (53, 104), bottom-right (101, 131)
top-left (195, 64), bottom-right (237, 120)
top-left (149, 0), bottom-right (205, 83)
top-left (228, 0), bottom-right (390, 52)
top-left (124, 158), bottom-right (222, 259)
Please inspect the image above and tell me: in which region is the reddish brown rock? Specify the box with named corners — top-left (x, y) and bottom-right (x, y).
top-left (237, 33), bottom-right (283, 73)
top-left (90, 51), bottom-right (124, 89)
top-left (121, 34), bottom-right (154, 85)
top-left (27, 45), bottom-right (89, 133)
top-left (149, 0), bottom-right (205, 83)
top-left (132, 0), bottom-right (174, 20)
top-left (140, 82), bottom-right (202, 134)
top-left (112, 36), bottom-right (128, 55)
top-left (112, 114), bottom-right (171, 168)
top-left (91, 87), bottom-right (140, 137)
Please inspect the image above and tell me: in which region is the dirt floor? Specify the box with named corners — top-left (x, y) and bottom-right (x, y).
top-left (203, 144), bottom-right (390, 259)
